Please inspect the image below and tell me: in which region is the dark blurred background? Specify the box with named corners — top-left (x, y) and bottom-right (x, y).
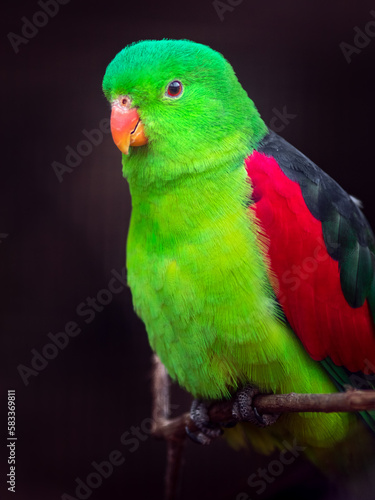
top-left (2, 1), bottom-right (375, 499)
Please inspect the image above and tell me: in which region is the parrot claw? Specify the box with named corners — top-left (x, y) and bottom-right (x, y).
top-left (185, 425), bottom-right (213, 445)
top-left (232, 386), bottom-right (280, 427)
top-left (187, 399), bottom-right (224, 445)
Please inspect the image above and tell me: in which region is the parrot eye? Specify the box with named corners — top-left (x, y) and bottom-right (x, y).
top-left (166, 80), bottom-right (183, 98)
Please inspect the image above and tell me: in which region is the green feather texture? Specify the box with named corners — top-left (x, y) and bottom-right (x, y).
top-left (103, 39), bottom-right (266, 187)
top-left (103, 39), bottom-right (363, 451)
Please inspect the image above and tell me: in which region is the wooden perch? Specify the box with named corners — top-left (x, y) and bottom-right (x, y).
top-left (150, 354), bottom-right (375, 500)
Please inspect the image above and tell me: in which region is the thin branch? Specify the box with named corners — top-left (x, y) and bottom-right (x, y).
top-left (155, 389), bottom-right (375, 441)
top-left (151, 355), bottom-right (185, 500)
top-left (151, 353), bottom-right (171, 426)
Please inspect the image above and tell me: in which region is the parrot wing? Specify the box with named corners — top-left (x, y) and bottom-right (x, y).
top-left (246, 130), bottom-right (375, 374)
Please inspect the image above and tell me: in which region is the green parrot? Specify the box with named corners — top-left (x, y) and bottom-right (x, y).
top-left (102, 39), bottom-right (375, 456)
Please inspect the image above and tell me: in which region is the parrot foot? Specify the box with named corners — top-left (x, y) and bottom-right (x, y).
top-left (186, 399), bottom-right (224, 445)
top-left (232, 386), bottom-right (280, 427)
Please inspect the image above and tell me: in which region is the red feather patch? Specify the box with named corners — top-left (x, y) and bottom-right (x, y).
top-left (246, 151), bottom-right (375, 372)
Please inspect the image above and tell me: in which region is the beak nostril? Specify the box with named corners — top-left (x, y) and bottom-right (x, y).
top-left (119, 96), bottom-right (130, 108)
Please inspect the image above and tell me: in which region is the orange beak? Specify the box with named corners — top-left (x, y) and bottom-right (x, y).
top-left (110, 106), bottom-right (148, 155)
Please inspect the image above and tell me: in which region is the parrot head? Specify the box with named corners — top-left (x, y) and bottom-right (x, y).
top-left (102, 39), bottom-right (267, 186)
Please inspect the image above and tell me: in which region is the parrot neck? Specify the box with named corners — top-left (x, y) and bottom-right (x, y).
top-left (128, 158), bottom-right (253, 238)
top-left (123, 117), bottom-right (268, 191)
